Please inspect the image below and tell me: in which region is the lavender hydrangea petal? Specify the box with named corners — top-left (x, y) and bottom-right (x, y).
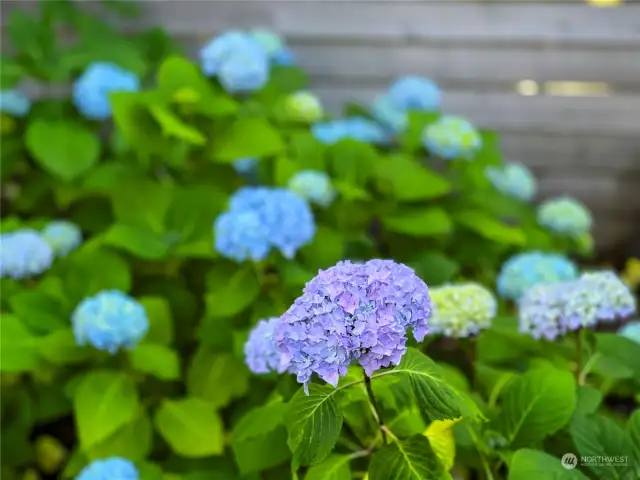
top-left (245, 317), bottom-right (288, 374)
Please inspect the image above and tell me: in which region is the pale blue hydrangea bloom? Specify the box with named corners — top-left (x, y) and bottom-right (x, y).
top-left (312, 117), bottom-right (389, 145)
top-left (422, 115), bottom-right (482, 160)
top-left (285, 91), bottom-right (324, 123)
top-left (244, 317), bottom-right (287, 374)
top-left (388, 76), bottom-right (442, 111)
top-left (233, 157), bottom-right (258, 175)
top-left (497, 251), bottom-right (579, 301)
top-left (429, 283), bottom-right (497, 338)
top-left (42, 220), bottom-right (82, 257)
top-left (0, 229), bottom-right (54, 279)
top-left (219, 49), bottom-right (269, 93)
top-left (249, 28), bottom-right (283, 55)
top-left (0, 90), bottom-right (30, 117)
top-left (519, 271), bottom-right (636, 340)
top-left (199, 30), bottom-right (266, 77)
top-left (518, 282), bottom-right (576, 341)
top-left (288, 170), bottom-right (336, 207)
top-left (485, 162), bottom-right (537, 202)
top-left (273, 47), bottom-right (295, 66)
top-left (75, 457), bottom-right (138, 480)
top-left (371, 95), bottom-right (408, 134)
top-left (563, 271), bottom-right (636, 329)
top-left (73, 62), bottom-right (139, 120)
top-left (537, 196), bottom-right (593, 238)
top-left (275, 259), bottom-right (431, 393)
top-left (72, 290), bottom-right (149, 354)
top-left (214, 187), bottom-right (316, 262)
top-left (619, 321), bottom-right (640, 345)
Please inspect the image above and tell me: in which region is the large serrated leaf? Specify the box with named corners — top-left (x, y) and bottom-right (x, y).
top-left (286, 384), bottom-right (344, 466)
top-left (508, 449), bottom-right (589, 480)
top-left (369, 435), bottom-right (450, 480)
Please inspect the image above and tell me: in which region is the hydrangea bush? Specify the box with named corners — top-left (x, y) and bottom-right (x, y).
top-left (2, 2), bottom-right (639, 480)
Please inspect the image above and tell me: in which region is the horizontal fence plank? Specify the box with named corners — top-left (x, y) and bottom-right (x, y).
top-left (129, 1), bottom-right (640, 45)
top-left (283, 43), bottom-right (640, 88)
top-left (499, 132), bottom-right (640, 170)
top-left (313, 86), bottom-right (640, 135)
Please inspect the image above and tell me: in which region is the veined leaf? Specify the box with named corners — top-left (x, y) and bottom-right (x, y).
top-left (304, 454), bottom-right (351, 480)
top-left (424, 419), bottom-right (461, 471)
top-left (369, 435), bottom-right (450, 480)
top-left (286, 384), bottom-right (344, 466)
top-left (508, 449), bottom-right (589, 480)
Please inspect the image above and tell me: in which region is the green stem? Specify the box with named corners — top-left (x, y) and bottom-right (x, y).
top-left (364, 369), bottom-right (387, 444)
top-left (575, 327), bottom-right (583, 385)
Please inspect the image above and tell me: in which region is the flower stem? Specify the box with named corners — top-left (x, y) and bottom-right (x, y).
top-left (575, 327), bottom-right (582, 385)
top-left (363, 368), bottom-right (387, 444)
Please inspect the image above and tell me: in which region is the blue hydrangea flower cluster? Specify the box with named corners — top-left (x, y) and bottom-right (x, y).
top-left (273, 47), bottom-right (295, 66)
top-left (497, 251), bottom-right (579, 301)
top-left (75, 457), bottom-right (138, 480)
top-left (288, 170), bottom-right (336, 207)
top-left (619, 321), bottom-right (640, 345)
top-left (284, 91), bottom-right (324, 123)
top-left (371, 95), bottom-right (409, 134)
top-left (422, 115), bottom-right (482, 160)
top-left (42, 220), bottom-right (82, 258)
top-left (244, 317), bottom-right (287, 374)
top-left (233, 157), bottom-right (258, 175)
top-left (312, 117), bottom-right (389, 145)
top-left (73, 62), bottom-right (139, 120)
top-left (199, 30), bottom-right (269, 93)
top-left (0, 229), bottom-right (54, 279)
top-left (429, 283), bottom-right (497, 338)
top-left (387, 76), bottom-right (442, 111)
top-left (0, 90), bottom-right (30, 117)
top-left (518, 271), bottom-right (636, 340)
top-left (275, 260), bottom-right (431, 393)
top-left (249, 28), bottom-right (283, 55)
top-left (214, 187), bottom-right (316, 262)
top-left (537, 196), bottom-right (593, 238)
top-left (72, 290), bottom-right (149, 354)
top-left (485, 162), bottom-right (537, 202)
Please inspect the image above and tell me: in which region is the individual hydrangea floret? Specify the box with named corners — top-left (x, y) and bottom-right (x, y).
top-left (497, 251), bottom-right (579, 301)
top-left (422, 115), bottom-right (482, 160)
top-left (563, 271), bottom-right (637, 329)
top-left (273, 47), bottom-right (295, 66)
top-left (429, 283), bottom-right (497, 338)
top-left (42, 220), bottom-right (82, 257)
top-left (218, 49), bottom-right (269, 93)
top-left (537, 196), bottom-right (593, 238)
top-left (199, 30), bottom-right (266, 77)
top-left (288, 170), bottom-right (336, 207)
top-left (275, 259), bottom-right (431, 393)
top-left (485, 162), bottom-right (537, 202)
top-left (0, 90), bottom-right (30, 117)
top-left (312, 117), bottom-right (389, 145)
top-left (72, 290), bottom-right (149, 354)
top-left (284, 91), bottom-right (324, 123)
top-left (619, 321), bottom-right (640, 345)
top-left (75, 457), bottom-right (138, 480)
top-left (233, 157), bottom-right (258, 175)
top-left (244, 317), bottom-right (288, 374)
top-left (371, 95), bottom-right (408, 134)
top-left (0, 229), bottom-right (54, 279)
top-left (388, 76), bottom-right (442, 111)
top-left (518, 282), bottom-right (576, 341)
top-left (214, 187), bottom-right (316, 262)
top-left (73, 62), bottom-right (139, 120)
top-left (249, 28), bottom-right (284, 55)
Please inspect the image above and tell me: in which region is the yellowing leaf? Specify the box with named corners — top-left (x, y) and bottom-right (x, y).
top-left (424, 418), bottom-right (462, 471)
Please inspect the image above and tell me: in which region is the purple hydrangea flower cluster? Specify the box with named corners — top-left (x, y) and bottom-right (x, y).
top-left (275, 260), bottom-right (431, 393)
top-left (244, 317), bottom-right (286, 374)
top-left (518, 270), bottom-right (636, 340)
top-left (214, 187), bottom-right (316, 262)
